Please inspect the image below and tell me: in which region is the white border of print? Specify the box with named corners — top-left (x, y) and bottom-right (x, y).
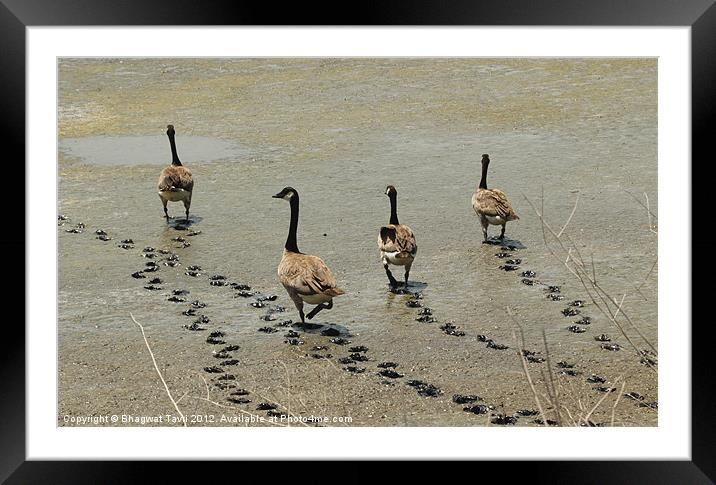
top-left (28, 27), bottom-right (689, 460)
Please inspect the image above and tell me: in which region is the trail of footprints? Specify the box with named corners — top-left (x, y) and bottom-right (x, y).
top-left (60, 215), bottom-right (658, 424)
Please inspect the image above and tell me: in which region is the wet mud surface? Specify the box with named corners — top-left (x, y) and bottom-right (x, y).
top-left (58, 58), bottom-right (657, 426)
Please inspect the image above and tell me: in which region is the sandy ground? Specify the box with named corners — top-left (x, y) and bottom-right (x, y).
top-left (58, 58), bottom-right (658, 427)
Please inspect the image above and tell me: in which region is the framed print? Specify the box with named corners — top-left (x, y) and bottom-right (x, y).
top-left (4, 0), bottom-right (713, 480)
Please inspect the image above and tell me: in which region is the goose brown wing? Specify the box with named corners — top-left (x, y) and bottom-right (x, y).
top-left (473, 188), bottom-right (518, 220)
top-left (379, 224), bottom-right (417, 255)
top-left (158, 166), bottom-right (194, 192)
top-left (279, 253), bottom-right (344, 297)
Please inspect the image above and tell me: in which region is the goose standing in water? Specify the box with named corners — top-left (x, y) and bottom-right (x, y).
top-left (157, 125), bottom-right (194, 222)
top-left (378, 185), bottom-right (417, 288)
top-left (273, 187), bottom-right (345, 324)
top-left (472, 154), bottom-right (519, 242)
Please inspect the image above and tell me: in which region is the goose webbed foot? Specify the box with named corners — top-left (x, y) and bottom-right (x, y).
top-left (384, 264), bottom-right (399, 288)
top-left (306, 301), bottom-right (331, 320)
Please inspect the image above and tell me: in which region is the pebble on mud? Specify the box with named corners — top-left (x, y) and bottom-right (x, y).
top-left (521, 270), bottom-right (536, 278)
top-left (284, 338), bottom-right (304, 346)
top-left (586, 374), bottom-right (606, 384)
top-left (131, 271), bottom-right (145, 279)
top-left (486, 341), bottom-right (509, 350)
top-left (440, 323), bottom-right (465, 337)
top-left (144, 285), bottom-right (162, 290)
top-left (258, 326), bottom-right (277, 333)
top-left (350, 346), bottom-right (369, 353)
top-left (167, 296), bottom-right (185, 303)
top-left (453, 394), bottom-right (480, 404)
top-left (206, 336), bottom-right (226, 345)
top-left (570, 300), bottom-right (585, 307)
top-left (556, 361), bottom-right (574, 369)
top-left (516, 409), bottom-right (539, 416)
top-left (561, 308), bottom-right (580, 316)
top-left (183, 322), bottom-right (205, 331)
top-left (595, 386), bottom-right (617, 393)
top-left (499, 264), bottom-right (519, 271)
top-left (204, 366), bottom-right (223, 373)
top-left (377, 362), bottom-right (398, 368)
top-left (601, 343), bottom-right (621, 351)
top-left (463, 404), bottom-right (489, 415)
top-left (191, 300), bottom-right (207, 309)
top-left (506, 259), bottom-right (522, 265)
top-left (624, 391), bottom-right (645, 401)
top-left (379, 369), bottom-right (403, 379)
top-left (407, 380), bottom-right (442, 397)
top-left (567, 325), bottom-right (586, 333)
top-left (575, 316), bottom-right (592, 325)
top-left (521, 278), bottom-right (535, 286)
top-left (547, 293), bottom-right (565, 301)
top-left (405, 299), bottom-right (422, 308)
top-left (495, 252), bottom-right (512, 258)
top-left (220, 359), bottom-right (240, 366)
top-left (344, 366), bottom-right (365, 373)
top-left (491, 414), bottom-right (518, 425)
top-left (182, 308), bottom-right (197, 316)
top-left (330, 338), bottom-right (350, 345)
top-left (594, 334), bottom-right (611, 342)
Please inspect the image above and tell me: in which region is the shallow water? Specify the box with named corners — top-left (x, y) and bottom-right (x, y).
top-left (58, 58), bottom-right (657, 426)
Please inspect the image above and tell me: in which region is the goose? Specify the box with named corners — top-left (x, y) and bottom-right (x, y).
top-left (157, 125), bottom-right (194, 222)
top-left (273, 187), bottom-right (345, 324)
top-left (378, 185), bottom-right (418, 288)
top-left (471, 154), bottom-right (519, 242)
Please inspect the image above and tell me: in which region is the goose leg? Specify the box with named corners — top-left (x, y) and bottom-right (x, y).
top-left (183, 200), bottom-right (191, 222)
top-left (383, 263), bottom-right (398, 288)
top-left (404, 262), bottom-right (412, 287)
top-left (291, 295), bottom-right (305, 324)
top-left (307, 299), bottom-right (332, 320)
top-left (480, 218), bottom-right (489, 243)
top-left (161, 199), bottom-right (169, 220)
top-left (499, 224), bottom-right (506, 239)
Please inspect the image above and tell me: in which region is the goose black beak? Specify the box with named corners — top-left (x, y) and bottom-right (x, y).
top-left (272, 193), bottom-right (282, 198)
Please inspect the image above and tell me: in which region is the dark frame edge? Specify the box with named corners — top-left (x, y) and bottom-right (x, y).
top-left (0, 0), bottom-right (26, 484)
top-left (692, 0), bottom-right (716, 482)
top-left (4, 0), bottom-right (714, 482)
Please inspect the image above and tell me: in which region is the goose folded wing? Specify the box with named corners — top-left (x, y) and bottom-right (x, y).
top-left (475, 190), bottom-right (515, 219)
top-left (158, 166), bottom-right (194, 192)
top-left (286, 256), bottom-right (338, 296)
top-left (380, 225), bottom-right (416, 254)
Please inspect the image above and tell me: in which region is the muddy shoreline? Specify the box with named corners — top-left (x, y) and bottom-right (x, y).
top-left (58, 58), bottom-right (657, 426)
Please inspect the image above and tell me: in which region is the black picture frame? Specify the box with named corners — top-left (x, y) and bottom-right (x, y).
top-left (4, 0), bottom-right (710, 481)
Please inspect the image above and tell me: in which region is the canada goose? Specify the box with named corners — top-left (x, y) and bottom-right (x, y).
top-left (378, 185), bottom-right (418, 288)
top-left (157, 125), bottom-right (194, 222)
top-left (273, 187), bottom-right (345, 324)
top-left (471, 154), bottom-right (519, 242)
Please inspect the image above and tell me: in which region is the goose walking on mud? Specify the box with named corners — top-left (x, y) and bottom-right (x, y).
top-left (158, 124), bottom-right (194, 222)
top-left (471, 154), bottom-right (519, 242)
top-left (378, 185), bottom-right (418, 288)
top-left (273, 187), bottom-right (345, 324)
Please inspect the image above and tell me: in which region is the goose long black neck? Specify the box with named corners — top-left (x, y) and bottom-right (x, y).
top-left (285, 194), bottom-right (300, 253)
top-left (168, 132), bottom-right (182, 166)
top-left (479, 161), bottom-right (489, 189)
top-left (388, 192), bottom-right (399, 225)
